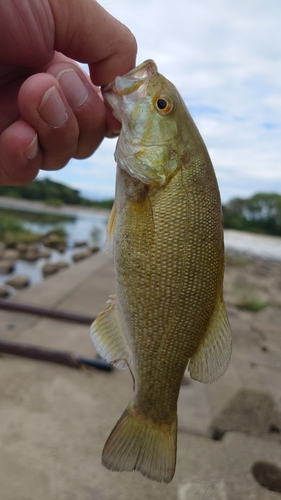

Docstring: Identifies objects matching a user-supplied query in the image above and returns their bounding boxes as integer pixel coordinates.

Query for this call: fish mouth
[103,60,157,95]
[102,60,158,122]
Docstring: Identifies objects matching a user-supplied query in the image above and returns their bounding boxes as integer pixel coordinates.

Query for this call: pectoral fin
[90,295,132,369]
[188,298,232,383]
[104,201,116,251]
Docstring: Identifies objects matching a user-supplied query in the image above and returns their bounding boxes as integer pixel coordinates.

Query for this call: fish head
[103,60,190,186]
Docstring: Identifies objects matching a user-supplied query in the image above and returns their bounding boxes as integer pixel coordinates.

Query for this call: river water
[0,206,108,289]
[0,204,281,290]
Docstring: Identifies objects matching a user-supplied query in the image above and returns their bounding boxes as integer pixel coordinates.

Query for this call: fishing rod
[0,297,96,324]
[0,339,113,371]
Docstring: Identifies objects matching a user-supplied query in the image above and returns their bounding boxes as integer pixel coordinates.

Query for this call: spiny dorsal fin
[90,295,132,369]
[188,297,232,383]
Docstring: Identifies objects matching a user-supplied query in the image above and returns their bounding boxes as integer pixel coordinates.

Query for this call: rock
[44,230,59,238]
[16,243,45,261]
[72,249,92,262]
[89,245,99,253]
[55,242,66,253]
[50,242,66,252]
[2,249,20,261]
[37,248,51,259]
[5,274,30,289]
[0,286,10,297]
[74,240,87,247]
[21,249,40,262]
[252,460,281,493]
[43,239,66,252]
[56,261,69,270]
[42,263,59,277]
[0,260,14,274]
[42,232,67,252]
[16,243,29,253]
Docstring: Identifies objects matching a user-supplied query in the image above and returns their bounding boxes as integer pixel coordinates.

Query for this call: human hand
[0,0,137,185]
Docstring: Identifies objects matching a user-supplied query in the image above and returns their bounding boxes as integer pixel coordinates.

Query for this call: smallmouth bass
[90,60,231,483]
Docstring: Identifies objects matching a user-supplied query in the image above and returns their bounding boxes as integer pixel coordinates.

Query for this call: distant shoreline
[1,196,280,262]
[0,196,111,219]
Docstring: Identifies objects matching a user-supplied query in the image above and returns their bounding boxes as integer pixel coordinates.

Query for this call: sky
[41,0,281,203]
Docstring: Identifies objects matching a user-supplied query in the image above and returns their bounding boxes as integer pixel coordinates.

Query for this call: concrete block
[13,252,113,309]
[223,432,281,500]
[178,480,228,500]
[210,388,281,440]
[178,377,212,437]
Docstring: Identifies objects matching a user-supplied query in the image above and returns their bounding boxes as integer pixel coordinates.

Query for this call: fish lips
[102,89,123,123]
[102,59,158,123]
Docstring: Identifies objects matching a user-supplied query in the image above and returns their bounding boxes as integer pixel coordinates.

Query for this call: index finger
[50,0,137,86]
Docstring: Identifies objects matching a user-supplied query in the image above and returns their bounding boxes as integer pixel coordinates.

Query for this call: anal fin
[90,294,132,369]
[188,297,232,383]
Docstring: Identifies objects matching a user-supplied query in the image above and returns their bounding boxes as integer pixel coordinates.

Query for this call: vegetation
[237,298,268,313]
[0,211,69,248]
[0,207,75,225]
[1,180,281,236]
[0,178,114,210]
[233,278,268,313]
[0,213,40,246]
[223,192,281,236]
[225,251,249,267]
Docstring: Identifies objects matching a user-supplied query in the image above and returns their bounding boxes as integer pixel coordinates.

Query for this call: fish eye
[157,98,168,109]
[155,95,173,114]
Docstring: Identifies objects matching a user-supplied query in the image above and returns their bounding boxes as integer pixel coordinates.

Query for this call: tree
[223,193,281,236]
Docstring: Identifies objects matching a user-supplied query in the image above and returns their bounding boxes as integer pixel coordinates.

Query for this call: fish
[90,59,232,483]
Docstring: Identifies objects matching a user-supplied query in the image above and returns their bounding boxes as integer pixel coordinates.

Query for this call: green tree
[0,178,114,210]
[223,192,281,236]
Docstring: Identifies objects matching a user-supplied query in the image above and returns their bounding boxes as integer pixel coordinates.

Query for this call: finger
[41,54,122,139]
[39,53,121,139]
[18,73,80,171]
[104,106,122,139]
[45,61,107,158]
[0,121,41,186]
[0,0,137,86]
[49,0,137,86]
[0,76,25,133]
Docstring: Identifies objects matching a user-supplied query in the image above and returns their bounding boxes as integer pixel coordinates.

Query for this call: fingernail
[107,129,121,138]
[38,86,67,128]
[24,134,38,159]
[57,69,88,109]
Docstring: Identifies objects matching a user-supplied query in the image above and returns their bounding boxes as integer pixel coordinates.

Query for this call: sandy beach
[0,195,111,219]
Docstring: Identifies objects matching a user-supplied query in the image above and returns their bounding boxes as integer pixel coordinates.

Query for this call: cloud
[43,0,281,203]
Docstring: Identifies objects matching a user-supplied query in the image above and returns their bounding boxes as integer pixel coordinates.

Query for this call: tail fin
[102,402,177,483]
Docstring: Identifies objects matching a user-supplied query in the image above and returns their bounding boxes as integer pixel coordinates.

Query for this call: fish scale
[90,59,231,483]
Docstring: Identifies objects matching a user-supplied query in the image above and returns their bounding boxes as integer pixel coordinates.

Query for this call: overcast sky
[42,0,281,203]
